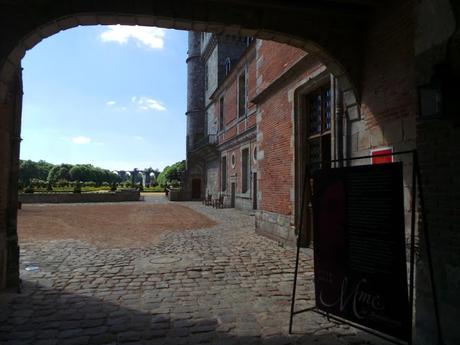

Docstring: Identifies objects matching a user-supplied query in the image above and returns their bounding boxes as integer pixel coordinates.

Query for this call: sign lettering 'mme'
[312,163,410,342]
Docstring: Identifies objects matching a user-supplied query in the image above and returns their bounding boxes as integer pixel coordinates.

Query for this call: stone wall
[0,103,11,291]
[255,210,296,246]
[414,1,460,344]
[205,159,219,197]
[205,46,219,106]
[19,191,141,204]
[0,69,21,291]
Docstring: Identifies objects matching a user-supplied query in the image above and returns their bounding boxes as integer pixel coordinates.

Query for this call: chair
[213,194,225,209]
[203,193,212,206]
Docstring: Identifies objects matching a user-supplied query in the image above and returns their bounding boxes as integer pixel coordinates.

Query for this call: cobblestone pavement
[0,200,389,345]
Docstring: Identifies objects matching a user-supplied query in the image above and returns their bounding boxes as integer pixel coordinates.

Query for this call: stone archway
[0,0,372,291]
[0,1,375,103]
[2,2,460,345]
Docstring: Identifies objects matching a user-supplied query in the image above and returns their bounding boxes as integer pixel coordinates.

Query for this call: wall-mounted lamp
[418,82,443,118]
[417,64,446,118]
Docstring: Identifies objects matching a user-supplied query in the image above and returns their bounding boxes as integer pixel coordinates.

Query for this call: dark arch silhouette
[0,0,377,104]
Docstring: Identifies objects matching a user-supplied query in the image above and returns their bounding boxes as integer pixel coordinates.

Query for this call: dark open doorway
[191,178,202,200]
[230,182,236,208]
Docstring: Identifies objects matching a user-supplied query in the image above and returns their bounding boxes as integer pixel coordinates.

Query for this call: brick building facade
[186,35,416,247]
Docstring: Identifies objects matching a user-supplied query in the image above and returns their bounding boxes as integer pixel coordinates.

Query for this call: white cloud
[100,25,165,49]
[132,96,167,112]
[105,100,127,112]
[71,136,91,145]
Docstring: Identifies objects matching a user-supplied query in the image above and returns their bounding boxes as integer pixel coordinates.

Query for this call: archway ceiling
[0,0,383,100]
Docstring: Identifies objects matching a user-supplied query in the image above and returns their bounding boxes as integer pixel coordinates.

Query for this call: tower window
[204,63,209,91]
[225,57,232,76]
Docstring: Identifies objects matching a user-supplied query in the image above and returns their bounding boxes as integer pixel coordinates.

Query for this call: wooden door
[191,178,201,200]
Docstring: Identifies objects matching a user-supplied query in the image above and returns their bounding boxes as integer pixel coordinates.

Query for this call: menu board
[313,163,410,341]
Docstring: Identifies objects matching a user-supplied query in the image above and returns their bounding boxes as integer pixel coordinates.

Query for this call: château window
[221,156,227,192]
[307,85,331,172]
[225,57,231,76]
[238,70,247,118]
[241,148,250,193]
[204,63,209,91]
[219,96,225,131]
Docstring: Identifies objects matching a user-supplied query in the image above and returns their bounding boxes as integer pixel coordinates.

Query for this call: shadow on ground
[0,280,386,345]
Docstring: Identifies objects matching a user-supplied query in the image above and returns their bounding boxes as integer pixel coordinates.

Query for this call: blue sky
[20,25,188,171]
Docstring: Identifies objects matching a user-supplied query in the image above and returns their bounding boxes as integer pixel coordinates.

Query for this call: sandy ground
[17,203,216,248]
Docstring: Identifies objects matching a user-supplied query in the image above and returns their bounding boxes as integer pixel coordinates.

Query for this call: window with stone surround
[295,82,332,247]
[225,57,231,76]
[238,69,247,118]
[204,63,209,91]
[306,85,331,172]
[221,156,227,192]
[241,148,249,193]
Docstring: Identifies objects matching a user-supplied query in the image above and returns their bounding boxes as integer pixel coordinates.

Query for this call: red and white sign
[371,147,393,165]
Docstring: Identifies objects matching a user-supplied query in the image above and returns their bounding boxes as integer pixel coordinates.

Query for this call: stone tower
[182,31,205,200]
[183,32,249,200]
[185,31,205,157]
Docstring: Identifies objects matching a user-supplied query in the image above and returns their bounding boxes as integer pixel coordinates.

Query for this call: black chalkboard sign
[313,163,410,341]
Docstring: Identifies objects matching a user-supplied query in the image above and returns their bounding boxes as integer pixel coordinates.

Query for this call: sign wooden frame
[289,150,444,345]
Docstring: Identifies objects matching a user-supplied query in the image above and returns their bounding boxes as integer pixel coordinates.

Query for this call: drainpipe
[333,76,344,167]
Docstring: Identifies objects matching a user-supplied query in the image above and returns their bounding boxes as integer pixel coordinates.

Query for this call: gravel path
[17,196,215,248]
[0,200,389,345]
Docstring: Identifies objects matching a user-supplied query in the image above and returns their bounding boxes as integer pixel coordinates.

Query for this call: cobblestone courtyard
[0,197,389,345]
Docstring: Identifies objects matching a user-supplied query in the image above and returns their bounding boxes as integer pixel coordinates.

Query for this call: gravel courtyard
[17,201,216,248]
[0,196,389,345]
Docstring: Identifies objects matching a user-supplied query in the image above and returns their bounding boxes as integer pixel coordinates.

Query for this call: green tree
[47,164,73,183]
[157,160,185,187]
[69,165,90,182]
[36,160,54,180]
[19,160,41,185]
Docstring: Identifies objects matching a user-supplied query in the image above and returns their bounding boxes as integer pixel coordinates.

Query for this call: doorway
[230,182,236,208]
[191,178,202,200]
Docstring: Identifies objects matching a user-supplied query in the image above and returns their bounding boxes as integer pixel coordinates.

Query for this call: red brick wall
[256,41,306,94]
[258,91,293,215]
[256,42,312,216]
[223,82,237,128]
[247,56,257,114]
[218,49,257,146]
